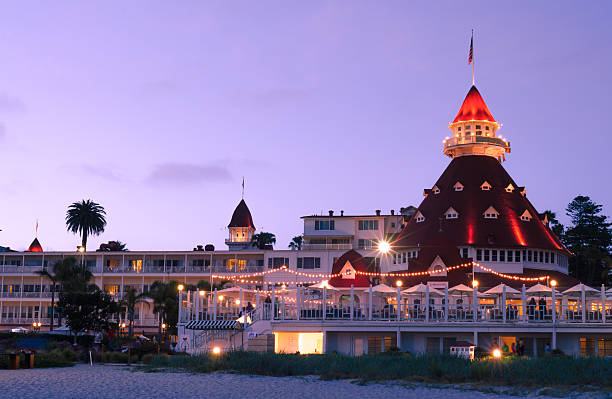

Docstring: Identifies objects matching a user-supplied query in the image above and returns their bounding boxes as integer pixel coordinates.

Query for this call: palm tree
[252,232,276,249]
[120,287,149,338]
[144,281,179,342]
[66,199,107,251]
[35,267,59,331]
[288,235,303,250]
[97,241,128,252]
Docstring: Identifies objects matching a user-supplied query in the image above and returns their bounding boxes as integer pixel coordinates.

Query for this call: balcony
[301,243,354,251]
[444,135,510,150]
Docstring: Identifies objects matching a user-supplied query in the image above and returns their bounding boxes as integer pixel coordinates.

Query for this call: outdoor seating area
[179,282,612,325]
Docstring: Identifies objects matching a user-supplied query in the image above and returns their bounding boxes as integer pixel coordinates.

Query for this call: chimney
[340,210,344,216]
[375,209,381,216]
[329,210,334,216]
[390,210,395,215]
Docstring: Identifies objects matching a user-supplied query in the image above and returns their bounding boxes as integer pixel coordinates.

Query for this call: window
[499,250,505,262]
[129,259,143,273]
[358,220,379,230]
[106,259,120,271]
[461,248,468,259]
[465,125,471,130]
[432,185,440,194]
[505,184,514,193]
[539,251,544,262]
[528,250,532,262]
[476,130,482,136]
[551,253,555,264]
[484,250,490,262]
[297,257,320,269]
[476,249,482,261]
[315,220,335,230]
[492,250,498,262]
[268,257,289,269]
[475,125,481,129]
[515,251,521,262]
[484,212,498,219]
[444,207,458,219]
[458,126,462,131]
[481,181,492,191]
[485,126,490,131]
[226,259,246,271]
[520,210,532,221]
[454,182,464,191]
[358,239,378,249]
[391,222,396,228]
[402,252,407,263]
[545,252,549,263]
[415,211,425,223]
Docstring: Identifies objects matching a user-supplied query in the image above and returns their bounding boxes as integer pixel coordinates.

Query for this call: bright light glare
[199,290,205,296]
[493,349,502,359]
[472,280,479,288]
[235,299,241,305]
[377,240,391,254]
[218,295,224,301]
[395,280,403,287]
[177,284,184,292]
[550,280,557,287]
[212,346,221,355]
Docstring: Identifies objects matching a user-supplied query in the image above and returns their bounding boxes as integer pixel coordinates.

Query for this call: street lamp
[177,284,184,292]
[395,280,403,288]
[377,240,391,254]
[492,348,502,359]
[472,280,479,288]
[550,280,557,288]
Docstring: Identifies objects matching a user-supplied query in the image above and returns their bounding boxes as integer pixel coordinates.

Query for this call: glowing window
[520,210,532,221]
[481,181,492,191]
[454,182,464,191]
[444,207,458,219]
[483,206,499,219]
[415,211,425,223]
[505,184,514,193]
[432,185,440,194]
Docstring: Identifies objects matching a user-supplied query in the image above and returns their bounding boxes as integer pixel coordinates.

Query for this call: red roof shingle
[452,85,496,123]
[228,199,255,228]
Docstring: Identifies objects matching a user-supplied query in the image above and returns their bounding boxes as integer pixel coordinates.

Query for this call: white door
[354,338,365,356]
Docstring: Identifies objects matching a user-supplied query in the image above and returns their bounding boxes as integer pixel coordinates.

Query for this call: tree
[542,210,564,238]
[288,235,303,250]
[120,287,149,338]
[563,196,612,286]
[58,285,119,337]
[143,281,180,341]
[66,199,107,250]
[97,241,128,252]
[252,232,276,249]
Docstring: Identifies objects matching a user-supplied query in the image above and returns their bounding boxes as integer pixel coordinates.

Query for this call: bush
[103,352,129,363]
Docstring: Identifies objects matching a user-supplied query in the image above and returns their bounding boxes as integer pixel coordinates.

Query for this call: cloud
[79,164,124,182]
[145,163,232,186]
[0,93,26,113]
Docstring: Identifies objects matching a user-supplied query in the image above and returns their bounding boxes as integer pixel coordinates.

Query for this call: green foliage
[542,210,564,238]
[142,281,180,334]
[564,196,612,286]
[102,351,129,363]
[252,232,276,249]
[58,285,120,334]
[65,199,106,249]
[97,241,128,251]
[120,287,149,338]
[288,235,303,250]
[142,352,612,387]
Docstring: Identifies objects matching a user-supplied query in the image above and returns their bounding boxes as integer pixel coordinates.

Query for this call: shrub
[103,352,129,363]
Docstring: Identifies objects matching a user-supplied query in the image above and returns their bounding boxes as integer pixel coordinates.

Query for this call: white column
[444,285,448,322]
[322,287,326,321]
[195,290,200,321]
[473,330,478,347]
[322,330,327,354]
[396,287,401,321]
[602,284,606,324]
[425,285,430,323]
[552,329,557,350]
[350,285,354,320]
[178,291,183,323]
[256,290,261,319]
[473,286,478,322]
[271,288,275,320]
[396,329,402,351]
[521,284,527,322]
[239,288,243,312]
[551,285,556,324]
[213,288,218,321]
[581,285,586,323]
[502,285,507,323]
[368,285,373,321]
[281,291,285,320]
[296,286,301,320]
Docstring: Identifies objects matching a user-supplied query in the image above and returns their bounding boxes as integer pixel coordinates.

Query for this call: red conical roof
[228,199,255,228]
[27,238,43,252]
[452,85,496,123]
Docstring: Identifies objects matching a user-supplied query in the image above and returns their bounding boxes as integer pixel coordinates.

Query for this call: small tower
[226,199,256,250]
[443,86,511,162]
[27,238,43,252]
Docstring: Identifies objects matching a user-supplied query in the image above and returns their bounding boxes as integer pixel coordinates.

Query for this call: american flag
[468,33,473,65]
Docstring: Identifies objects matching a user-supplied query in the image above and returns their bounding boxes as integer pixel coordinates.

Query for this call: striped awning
[185,320,242,330]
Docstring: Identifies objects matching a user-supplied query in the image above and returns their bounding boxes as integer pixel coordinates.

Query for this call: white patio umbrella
[562,283,600,297]
[483,284,521,296]
[218,286,255,294]
[526,283,552,296]
[448,284,474,294]
[371,283,397,295]
[308,281,337,290]
[402,283,444,296]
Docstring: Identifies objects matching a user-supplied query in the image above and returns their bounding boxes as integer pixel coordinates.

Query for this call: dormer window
[475,125,481,129]
[520,210,532,221]
[444,207,459,219]
[481,181,492,191]
[432,185,440,194]
[519,187,526,196]
[465,125,471,130]
[415,211,425,223]
[485,126,490,131]
[483,206,499,219]
[457,127,462,131]
[453,182,464,191]
[505,184,514,193]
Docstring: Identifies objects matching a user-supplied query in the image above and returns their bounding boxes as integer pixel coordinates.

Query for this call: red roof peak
[452,85,496,123]
[27,238,43,252]
[228,199,255,228]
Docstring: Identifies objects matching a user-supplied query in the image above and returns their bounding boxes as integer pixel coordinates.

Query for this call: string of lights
[472,262,549,281]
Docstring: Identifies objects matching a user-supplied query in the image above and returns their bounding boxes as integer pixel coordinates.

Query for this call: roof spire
[241,176,245,199]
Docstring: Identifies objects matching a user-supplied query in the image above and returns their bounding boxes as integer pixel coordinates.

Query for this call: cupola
[443,86,511,161]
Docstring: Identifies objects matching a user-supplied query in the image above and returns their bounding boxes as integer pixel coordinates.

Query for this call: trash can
[24,353,35,369]
[9,354,20,370]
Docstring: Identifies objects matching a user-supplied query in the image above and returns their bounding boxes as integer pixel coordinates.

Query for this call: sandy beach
[0,364,607,399]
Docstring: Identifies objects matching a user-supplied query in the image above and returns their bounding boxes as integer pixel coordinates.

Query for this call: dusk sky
[0,1,610,251]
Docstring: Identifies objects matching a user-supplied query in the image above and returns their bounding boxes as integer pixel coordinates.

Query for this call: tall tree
[252,232,276,249]
[66,199,107,251]
[59,285,119,337]
[97,241,128,252]
[564,196,612,286]
[120,287,149,338]
[144,281,180,341]
[542,210,564,238]
[288,235,303,250]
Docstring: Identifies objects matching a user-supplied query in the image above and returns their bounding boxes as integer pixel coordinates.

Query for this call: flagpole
[472,29,475,86]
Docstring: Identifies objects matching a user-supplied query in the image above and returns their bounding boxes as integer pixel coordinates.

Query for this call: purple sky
[1,1,611,251]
